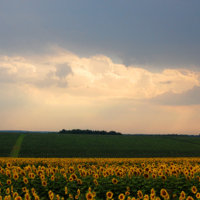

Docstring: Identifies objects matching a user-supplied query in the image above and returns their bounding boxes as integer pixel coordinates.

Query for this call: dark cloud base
[149,85,200,106]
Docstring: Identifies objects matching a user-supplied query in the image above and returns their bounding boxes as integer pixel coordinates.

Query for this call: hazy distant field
[1,132,200,158]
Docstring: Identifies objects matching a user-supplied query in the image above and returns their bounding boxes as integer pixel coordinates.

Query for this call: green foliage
[18,134,200,158]
[1,132,200,158]
[0,132,21,157]
[10,134,26,158]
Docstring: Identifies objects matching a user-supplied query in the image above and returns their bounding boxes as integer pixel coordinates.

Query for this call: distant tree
[58,129,122,135]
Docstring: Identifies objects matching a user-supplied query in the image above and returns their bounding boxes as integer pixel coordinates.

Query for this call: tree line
[58,129,122,135]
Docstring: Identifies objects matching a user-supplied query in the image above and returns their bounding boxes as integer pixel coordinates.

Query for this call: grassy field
[17,133,200,158]
[10,134,26,157]
[1,132,200,158]
[0,132,21,157]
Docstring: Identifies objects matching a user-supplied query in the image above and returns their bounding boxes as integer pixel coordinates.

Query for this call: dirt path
[10,134,26,157]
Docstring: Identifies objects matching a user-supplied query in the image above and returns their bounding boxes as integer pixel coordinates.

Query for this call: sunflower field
[1,158,200,200]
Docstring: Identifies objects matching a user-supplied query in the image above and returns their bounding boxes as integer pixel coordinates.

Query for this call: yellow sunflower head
[106,191,113,199]
[191,186,197,194]
[118,193,125,200]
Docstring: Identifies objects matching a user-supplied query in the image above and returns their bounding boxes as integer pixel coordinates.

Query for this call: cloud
[1,48,200,134]
[0,55,36,84]
[159,81,172,84]
[55,63,73,79]
[0,47,200,103]
[149,85,200,106]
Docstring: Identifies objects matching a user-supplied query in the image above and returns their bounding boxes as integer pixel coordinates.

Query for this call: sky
[0,0,200,134]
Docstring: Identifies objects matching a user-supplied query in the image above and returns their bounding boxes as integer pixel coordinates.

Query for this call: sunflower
[35,196,40,200]
[106,191,113,199]
[144,167,150,172]
[42,180,47,187]
[23,178,28,184]
[94,174,99,179]
[86,192,93,200]
[22,187,27,193]
[116,171,121,176]
[160,189,168,198]
[40,174,45,180]
[180,191,186,199]
[12,192,18,198]
[186,197,194,200]
[6,170,10,176]
[125,191,130,196]
[65,187,68,194]
[20,170,26,176]
[13,173,19,180]
[150,194,155,200]
[81,170,87,177]
[143,173,149,179]
[49,194,54,200]
[69,177,73,182]
[186,176,191,181]
[7,163,11,168]
[69,166,75,173]
[165,194,170,200]
[118,194,125,200]
[191,186,197,194]
[70,173,77,180]
[77,179,82,185]
[75,195,79,199]
[56,194,60,200]
[151,189,155,195]
[31,188,37,196]
[6,188,10,194]
[161,175,167,181]
[1,168,5,174]
[184,171,189,176]
[137,190,143,199]
[152,174,157,179]
[14,197,22,200]
[112,178,118,184]
[51,175,55,181]
[131,198,136,200]
[77,189,80,196]
[24,193,31,200]
[93,179,98,186]
[196,193,200,199]
[37,170,43,176]
[7,179,12,185]
[31,173,35,179]
[141,163,145,168]
[77,164,82,169]
[103,171,107,177]
[158,172,162,176]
